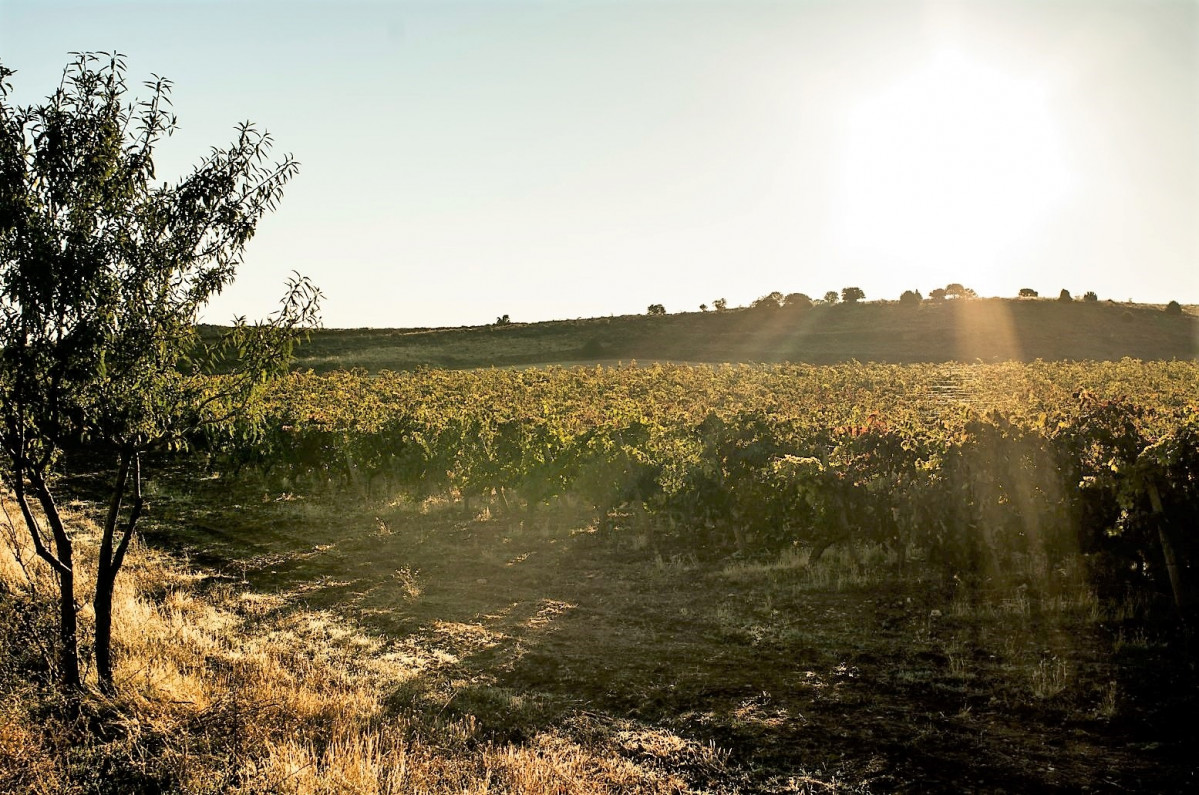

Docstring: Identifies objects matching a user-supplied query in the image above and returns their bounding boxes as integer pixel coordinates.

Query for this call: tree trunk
[95,451,142,693]
[16,480,81,690]
[56,559,80,690]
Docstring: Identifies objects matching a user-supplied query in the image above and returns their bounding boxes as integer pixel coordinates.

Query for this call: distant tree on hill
[699,304,709,312]
[945,283,976,299]
[1165,300,1183,315]
[823,290,840,305]
[713,298,728,312]
[899,289,922,306]
[929,288,947,301]
[647,304,666,316]
[784,292,812,309]
[1083,291,1098,302]
[495,314,511,326]
[751,291,784,310]
[841,286,866,304]
[1058,289,1073,303]
[1019,288,1039,298]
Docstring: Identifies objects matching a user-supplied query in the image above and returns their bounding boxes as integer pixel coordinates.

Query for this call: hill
[270,299,1197,372]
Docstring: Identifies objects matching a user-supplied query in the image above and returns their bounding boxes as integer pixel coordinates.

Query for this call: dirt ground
[143,475,1196,794]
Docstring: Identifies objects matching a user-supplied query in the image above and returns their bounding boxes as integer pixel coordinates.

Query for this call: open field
[2,359,1197,793]
[270,299,1199,372]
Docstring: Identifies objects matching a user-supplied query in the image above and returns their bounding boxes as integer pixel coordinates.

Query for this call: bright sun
[836,50,1072,278]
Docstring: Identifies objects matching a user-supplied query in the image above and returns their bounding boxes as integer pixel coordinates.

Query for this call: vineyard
[214,359,1199,609]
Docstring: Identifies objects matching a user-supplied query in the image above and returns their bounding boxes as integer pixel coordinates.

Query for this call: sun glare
[836,50,1072,279]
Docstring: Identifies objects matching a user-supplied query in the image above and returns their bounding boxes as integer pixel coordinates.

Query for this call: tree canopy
[841,286,865,304]
[751,291,784,310]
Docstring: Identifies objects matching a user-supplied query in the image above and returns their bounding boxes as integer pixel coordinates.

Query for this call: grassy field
[272,298,1199,372]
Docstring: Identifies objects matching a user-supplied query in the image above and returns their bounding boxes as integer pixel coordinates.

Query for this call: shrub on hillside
[751,291,784,310]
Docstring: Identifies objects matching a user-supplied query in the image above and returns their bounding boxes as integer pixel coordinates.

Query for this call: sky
[2,0,1197,328]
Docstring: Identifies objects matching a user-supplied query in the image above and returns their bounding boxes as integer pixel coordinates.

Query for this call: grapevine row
[208,361,1198,608]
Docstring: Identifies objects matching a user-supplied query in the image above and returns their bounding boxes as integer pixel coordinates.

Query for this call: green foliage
[0,52,319,690]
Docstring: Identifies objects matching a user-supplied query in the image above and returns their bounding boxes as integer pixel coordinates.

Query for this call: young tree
[0,53,320,692]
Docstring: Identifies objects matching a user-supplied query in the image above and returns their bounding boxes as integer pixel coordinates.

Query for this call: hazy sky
[3,0,1196,328]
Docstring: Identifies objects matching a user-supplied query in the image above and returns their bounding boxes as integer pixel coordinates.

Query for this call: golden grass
[0,496,729,794]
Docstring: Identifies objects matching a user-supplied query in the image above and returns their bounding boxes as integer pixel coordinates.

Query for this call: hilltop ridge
[251,298,1197,372]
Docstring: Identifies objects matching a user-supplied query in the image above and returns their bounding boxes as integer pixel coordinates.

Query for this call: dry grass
[0,497,715,794]
[720,543,904,590]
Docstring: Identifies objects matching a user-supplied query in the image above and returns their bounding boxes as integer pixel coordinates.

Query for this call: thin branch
[12,478,69,577]
[99,450,131,573]
[111,452,142,574]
